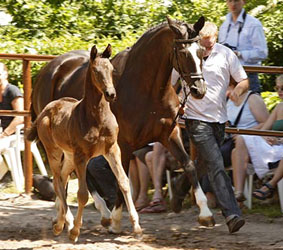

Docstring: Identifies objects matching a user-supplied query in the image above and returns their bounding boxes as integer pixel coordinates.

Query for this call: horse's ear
[102,44,112,58]
[193,16,205,34]
[167,16,184,37]
[90,45,98,61]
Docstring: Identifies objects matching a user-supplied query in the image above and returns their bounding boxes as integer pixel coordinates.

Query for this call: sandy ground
[0,188,283,250]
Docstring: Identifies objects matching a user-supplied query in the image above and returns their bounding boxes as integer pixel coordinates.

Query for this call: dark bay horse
[31,16,215,231]
[27,45,142,242]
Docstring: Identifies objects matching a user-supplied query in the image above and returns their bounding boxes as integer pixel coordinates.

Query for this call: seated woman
[232,74,283,201]
[253,158,283,200]
[0,62,24,145]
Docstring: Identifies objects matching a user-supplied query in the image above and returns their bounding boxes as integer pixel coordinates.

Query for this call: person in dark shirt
[0,62,24,139]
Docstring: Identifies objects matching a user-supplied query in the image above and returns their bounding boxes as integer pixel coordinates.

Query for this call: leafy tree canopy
[0,0,282,91]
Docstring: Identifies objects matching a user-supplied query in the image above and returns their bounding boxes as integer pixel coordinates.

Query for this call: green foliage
[0,0,282,90]
[261,91,281,111]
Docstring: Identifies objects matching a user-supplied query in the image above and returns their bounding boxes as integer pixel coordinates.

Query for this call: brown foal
[26,44,142,242]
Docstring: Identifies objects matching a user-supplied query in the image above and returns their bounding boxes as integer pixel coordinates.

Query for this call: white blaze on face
[187,42,202,76]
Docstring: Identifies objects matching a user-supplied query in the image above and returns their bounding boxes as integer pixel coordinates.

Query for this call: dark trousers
[185,119,241,218]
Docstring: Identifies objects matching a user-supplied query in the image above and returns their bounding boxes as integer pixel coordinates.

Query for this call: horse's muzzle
[190,79,206,99]
[104,88,117,102]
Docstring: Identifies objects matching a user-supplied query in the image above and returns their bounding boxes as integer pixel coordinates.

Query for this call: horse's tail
[25,120,39,142]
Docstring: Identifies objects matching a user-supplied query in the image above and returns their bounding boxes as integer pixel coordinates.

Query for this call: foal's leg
[166,126,214,226]
[46,149,68,236]
[104,142,142,236]
[60,152,75,231]
[69,156,88,242]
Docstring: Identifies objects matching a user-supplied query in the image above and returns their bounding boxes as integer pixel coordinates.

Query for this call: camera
[222,43,237,52]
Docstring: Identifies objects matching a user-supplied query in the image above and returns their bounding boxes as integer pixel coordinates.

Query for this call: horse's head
[167,16,207,99]
[90,44,116,102]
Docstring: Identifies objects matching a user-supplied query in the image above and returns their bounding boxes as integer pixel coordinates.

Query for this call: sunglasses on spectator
[274,86,283,91]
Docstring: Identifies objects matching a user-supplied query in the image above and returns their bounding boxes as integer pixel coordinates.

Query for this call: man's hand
[227,89,240,102]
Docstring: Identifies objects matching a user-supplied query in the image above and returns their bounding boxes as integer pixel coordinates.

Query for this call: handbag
[221,91,254,167]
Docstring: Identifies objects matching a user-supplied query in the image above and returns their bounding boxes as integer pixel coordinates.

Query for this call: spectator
[219,0,268,93]
[0,62,24,142]
[130,145,153,211]
[139,142,168,213]
[253,158,283,200]
[232,74,283,201]
[170,22,249,234]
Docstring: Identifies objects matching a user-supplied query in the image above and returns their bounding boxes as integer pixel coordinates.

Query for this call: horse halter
[173,36,204,86]
[171,36,204,128]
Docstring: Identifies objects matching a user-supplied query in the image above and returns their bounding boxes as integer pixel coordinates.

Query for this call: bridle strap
[171,36,202,129]
[174,36,200,44]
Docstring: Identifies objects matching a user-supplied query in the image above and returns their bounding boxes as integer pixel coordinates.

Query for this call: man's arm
[228,78,249,103]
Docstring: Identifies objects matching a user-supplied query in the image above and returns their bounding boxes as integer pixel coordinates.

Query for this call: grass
[243,198,283,218]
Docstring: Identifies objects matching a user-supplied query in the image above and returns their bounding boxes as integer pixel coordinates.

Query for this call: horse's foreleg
[105,143,142,237]
[86,167,112,227]
[166,126,214,226]
[69,159,88,242]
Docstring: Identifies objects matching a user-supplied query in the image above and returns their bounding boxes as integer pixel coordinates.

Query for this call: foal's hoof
[69,229,79,243]
[53,224,63,236]
[108,226,122,234]
[101,217,111,228]
[198,216,215,227]
[133,231,143,240]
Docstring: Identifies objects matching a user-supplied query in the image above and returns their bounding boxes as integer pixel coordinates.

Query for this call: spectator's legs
[231,136,249,196]
[134,157,150,210]
[269,159,283,187]
[129,159,140,203]
[150,142,166,202]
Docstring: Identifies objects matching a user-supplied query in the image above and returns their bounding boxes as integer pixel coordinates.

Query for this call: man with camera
[219,0,268,93]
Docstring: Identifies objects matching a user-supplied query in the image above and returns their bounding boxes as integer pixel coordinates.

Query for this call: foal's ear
[193,16,205,34]
[167,16,185,38]
[90,45,98,61]
[102,44,112,58]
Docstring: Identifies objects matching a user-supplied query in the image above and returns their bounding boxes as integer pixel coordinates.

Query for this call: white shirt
[218,9,268,66]
[183,43,247,123]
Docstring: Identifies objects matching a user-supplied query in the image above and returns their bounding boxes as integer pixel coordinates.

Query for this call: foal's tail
[25,120,39,142]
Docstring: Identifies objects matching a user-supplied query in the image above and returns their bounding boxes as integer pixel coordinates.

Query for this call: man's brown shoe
[227,216,245,234]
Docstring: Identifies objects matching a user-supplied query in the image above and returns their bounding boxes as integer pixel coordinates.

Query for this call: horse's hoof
[101,217,111,228]
[69,229,79,243]
[133,231,143,240]
[198,216,215,227]
[53,224,63,236]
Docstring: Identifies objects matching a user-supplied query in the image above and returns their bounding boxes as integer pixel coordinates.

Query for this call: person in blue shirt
[218,0,268,93]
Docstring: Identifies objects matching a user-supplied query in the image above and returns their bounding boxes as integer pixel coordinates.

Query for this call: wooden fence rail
[0,53,282,193]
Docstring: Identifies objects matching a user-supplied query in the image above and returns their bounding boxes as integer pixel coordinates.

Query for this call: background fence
[0,53,282,193]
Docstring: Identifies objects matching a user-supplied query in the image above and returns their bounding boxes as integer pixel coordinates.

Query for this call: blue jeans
[248,73,261,93]
[185,119,242,218]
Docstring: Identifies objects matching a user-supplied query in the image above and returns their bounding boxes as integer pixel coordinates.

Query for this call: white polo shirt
[183,43,247,123]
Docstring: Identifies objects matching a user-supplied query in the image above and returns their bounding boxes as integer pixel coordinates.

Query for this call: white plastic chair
[0,124,47,191]
[244,164,283,213]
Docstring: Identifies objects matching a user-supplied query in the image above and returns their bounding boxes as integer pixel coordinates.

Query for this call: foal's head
[90,44,116,102]
[168,17,207,99]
